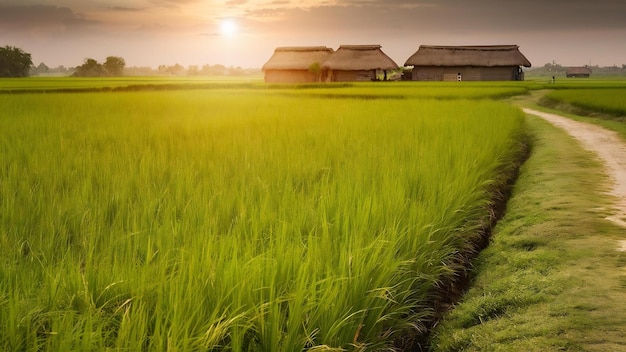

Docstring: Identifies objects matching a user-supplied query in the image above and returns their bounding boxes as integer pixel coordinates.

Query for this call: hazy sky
[1,0,625,69]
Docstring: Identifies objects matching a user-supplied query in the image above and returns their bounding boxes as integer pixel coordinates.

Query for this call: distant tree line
[30,63,72,76]
[526,61,626,77]
[124,64,259,77]
[73,56,126,77]
[3,45,260,77]
[0,45,33,77]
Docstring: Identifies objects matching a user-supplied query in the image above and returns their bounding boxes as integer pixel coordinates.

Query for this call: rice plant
[544,88,626,117]
[0,89,525,350]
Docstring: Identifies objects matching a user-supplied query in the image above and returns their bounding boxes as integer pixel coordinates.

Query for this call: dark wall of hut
[330,70,376,82]
[264,70,321,83]
[411,66,523,81]
[566,73,590,78]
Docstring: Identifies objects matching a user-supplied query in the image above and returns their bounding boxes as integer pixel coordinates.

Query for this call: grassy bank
[430,109,626,351]
[535,89,626,141]
[541,88,626,117]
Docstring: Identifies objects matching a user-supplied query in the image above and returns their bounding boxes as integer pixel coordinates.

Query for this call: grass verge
[429,113,626,351]
[536,97,626,141]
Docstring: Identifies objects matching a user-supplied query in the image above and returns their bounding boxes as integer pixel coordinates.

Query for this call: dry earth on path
[523,109,626,251]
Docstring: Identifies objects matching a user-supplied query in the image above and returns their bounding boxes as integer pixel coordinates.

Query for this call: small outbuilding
[566,66,592,78]
[262,46,334,83]
[404,45,531,81]
[322,45,399,82]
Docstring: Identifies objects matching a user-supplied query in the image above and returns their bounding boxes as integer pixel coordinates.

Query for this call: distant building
[566,66,592,78]
[322,45,399,82]
[262,46,334,83]
[404,45,531,81]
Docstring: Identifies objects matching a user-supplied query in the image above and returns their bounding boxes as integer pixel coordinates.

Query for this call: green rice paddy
[543,88,626,117]
[1,81,527,350]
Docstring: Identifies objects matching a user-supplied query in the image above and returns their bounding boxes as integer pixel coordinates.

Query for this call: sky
[1,0,625,69]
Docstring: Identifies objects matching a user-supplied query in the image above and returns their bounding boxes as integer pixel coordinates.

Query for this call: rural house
[404,45,531,81]
[566,66,592,78]
[322,45,399,82]
[262,46,334,83]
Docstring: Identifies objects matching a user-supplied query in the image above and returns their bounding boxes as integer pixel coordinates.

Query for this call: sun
[219,19,238,36]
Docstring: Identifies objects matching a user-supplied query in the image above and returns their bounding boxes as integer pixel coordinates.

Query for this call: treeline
[0,46,33,77]
[72,57,126,77]
[31,58,126,78]
[124,64,260,77]
[3,45,260,78]
[526,61,626,77]
[30,63,72,76]
[31,62,260,77]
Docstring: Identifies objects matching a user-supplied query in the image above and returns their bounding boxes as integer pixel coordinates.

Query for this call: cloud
[3,0,626,68]
[244,0,626,38]
[0,4,98,33]
[226,0,248,6]
[149,0,199,4]
[109,6,147,12]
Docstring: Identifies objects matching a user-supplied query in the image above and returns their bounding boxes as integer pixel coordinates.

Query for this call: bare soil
[523,108,626,238]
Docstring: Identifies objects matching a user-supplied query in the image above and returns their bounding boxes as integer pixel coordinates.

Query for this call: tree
[74,58,107,77]
[0,45,33,77]
[158,64,185,76]
[200,64,226,76]
[30,62,50,76]
[187,65,199,76]
[37,62,49,74]
[73,56,126,77]
[103,56,125,76]
[308,62,322,82]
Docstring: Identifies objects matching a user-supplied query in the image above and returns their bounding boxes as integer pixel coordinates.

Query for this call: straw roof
[322,45,399,71]
[262,46,334,70]
[405,45,531,67]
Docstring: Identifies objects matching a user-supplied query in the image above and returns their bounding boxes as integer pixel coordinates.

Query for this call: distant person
[552,75,556,84]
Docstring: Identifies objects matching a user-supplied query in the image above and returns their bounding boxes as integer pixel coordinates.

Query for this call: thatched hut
[566,66,591,78]
[262,46,334,83]
[404,45,531,81]
[322,45,399,82]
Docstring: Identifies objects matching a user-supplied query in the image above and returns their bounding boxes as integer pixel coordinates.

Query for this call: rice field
[0,77,529,100]
[0,85,526,350]
[543,88,626,117]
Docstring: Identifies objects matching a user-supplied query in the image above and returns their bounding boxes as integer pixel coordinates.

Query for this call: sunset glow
[1,1,625,68]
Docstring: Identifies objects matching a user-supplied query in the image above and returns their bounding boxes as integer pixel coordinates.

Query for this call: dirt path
[523,108,626,234]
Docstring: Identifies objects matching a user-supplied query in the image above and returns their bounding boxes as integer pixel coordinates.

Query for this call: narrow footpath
[523,108,626,236]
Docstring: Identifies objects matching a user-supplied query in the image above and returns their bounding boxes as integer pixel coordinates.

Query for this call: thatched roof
[566,66,592,75]
[262,46,334,70]
[404,45,532,67]
[322,45,399,71]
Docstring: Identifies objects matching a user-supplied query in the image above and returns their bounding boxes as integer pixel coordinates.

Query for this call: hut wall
[566,73,590,78]
[412,66,521,81]
[264,69,319,83]
[331,70,375,82]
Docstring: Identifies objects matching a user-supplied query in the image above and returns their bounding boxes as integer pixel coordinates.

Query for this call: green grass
[0,76,264,91]
[0,89,526,350]
[431,95,626,351]
[517,89,626,141]
[267,82,530,100]
[5,76,626,351]
[541,88,626,119]
[0,77,533,100]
